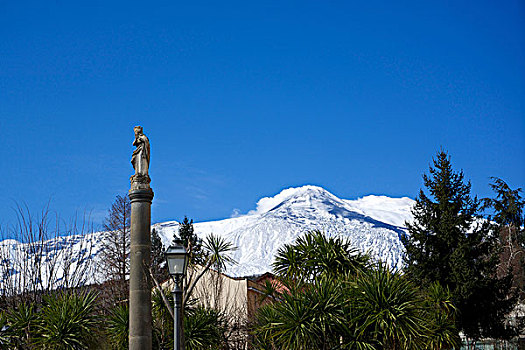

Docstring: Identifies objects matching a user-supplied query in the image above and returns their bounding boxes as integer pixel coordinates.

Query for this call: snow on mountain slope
[344,195,414,227]
[0,185,415,289]
[154,186,415,276]
[0,232,106,294]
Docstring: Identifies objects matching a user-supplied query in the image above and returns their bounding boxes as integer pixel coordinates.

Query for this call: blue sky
[1,0,524,232]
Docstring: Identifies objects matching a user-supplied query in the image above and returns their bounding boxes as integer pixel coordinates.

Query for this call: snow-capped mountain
[0,185,415,291]
[155,185,414,276]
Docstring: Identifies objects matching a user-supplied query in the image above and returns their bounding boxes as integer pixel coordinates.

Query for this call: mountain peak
[245,185,414,228]
[248,185,337,215]
[167,185,412,276]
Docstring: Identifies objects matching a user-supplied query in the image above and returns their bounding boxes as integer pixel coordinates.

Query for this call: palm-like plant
[350,264,427,350]
[0,311,12,348]
[184,305,225,350]
[151,286,227,350]
[423,282,461,350]
[254,231,456,350]
[34,290,100,349]
[273,230,369,282]
[254,277,349,350]
[183,233,237,309]
[424,314,461,350]
[202,233,237,273]
[5,301,38,349]
[151,287,176,349]
[106,303,129,350]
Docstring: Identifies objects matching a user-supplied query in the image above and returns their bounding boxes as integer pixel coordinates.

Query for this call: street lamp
[165,239,188,350]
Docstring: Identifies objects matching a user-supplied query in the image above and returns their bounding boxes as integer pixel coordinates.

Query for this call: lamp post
[165,239,188,350]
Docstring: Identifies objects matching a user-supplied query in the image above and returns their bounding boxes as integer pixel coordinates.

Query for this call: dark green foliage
[106,303,129,350]
[7,301,39,348]
[1,292,102,349]
[176,216,206,265]
[351,264,428,350]
[151,228,169,283]
[402,151,480,287]
[151,288,173,349]
[254,230,459,350]
[5,301,38,349]
[34,290,100,349]
[151,287,227,350]
[254,276,348,350]
[484,178,525,323]
[0,311,11,347]
[184,306,225,350]
[254,264,456,350]
[401,151,516,340]
[485,178,524,276]
[273,229,369,282]
[423,283,461,349]
[485,177,524,228]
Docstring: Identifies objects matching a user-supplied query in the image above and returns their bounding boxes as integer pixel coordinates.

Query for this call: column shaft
[129,189,154,350]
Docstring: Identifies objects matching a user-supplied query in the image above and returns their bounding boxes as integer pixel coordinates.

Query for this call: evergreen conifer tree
[175,216,205,265]
[485,178,525,301]
[402,151,516,340]
[151,228,168,282]
[486,177,524,229]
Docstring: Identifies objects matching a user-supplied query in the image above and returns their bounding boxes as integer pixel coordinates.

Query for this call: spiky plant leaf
[34,290,100,349]
[273,230,368,282]
[107,303,129,350]
[184,306,224,350]
[351,263,428,350]
[6,301,38,348]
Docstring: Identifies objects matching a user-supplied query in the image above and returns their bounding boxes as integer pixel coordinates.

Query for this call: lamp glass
[167,254,186,275]
[165,243,188,276]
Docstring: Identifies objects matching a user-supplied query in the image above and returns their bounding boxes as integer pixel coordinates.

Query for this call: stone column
[129,126,153,350]
[128,188,153,349]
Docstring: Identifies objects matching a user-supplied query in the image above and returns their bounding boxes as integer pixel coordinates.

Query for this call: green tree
[151,228,169,283]
[350,264,431,350]
[176,216,205,265]
[485,178,525,302]
[485,177,525,331]
[402,151,516,340]
[273,229,369,282]
[485,177,524,228]
[151,287,174,349]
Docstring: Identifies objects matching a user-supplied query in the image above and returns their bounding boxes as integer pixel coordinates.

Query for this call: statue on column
[131,125,151,189]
